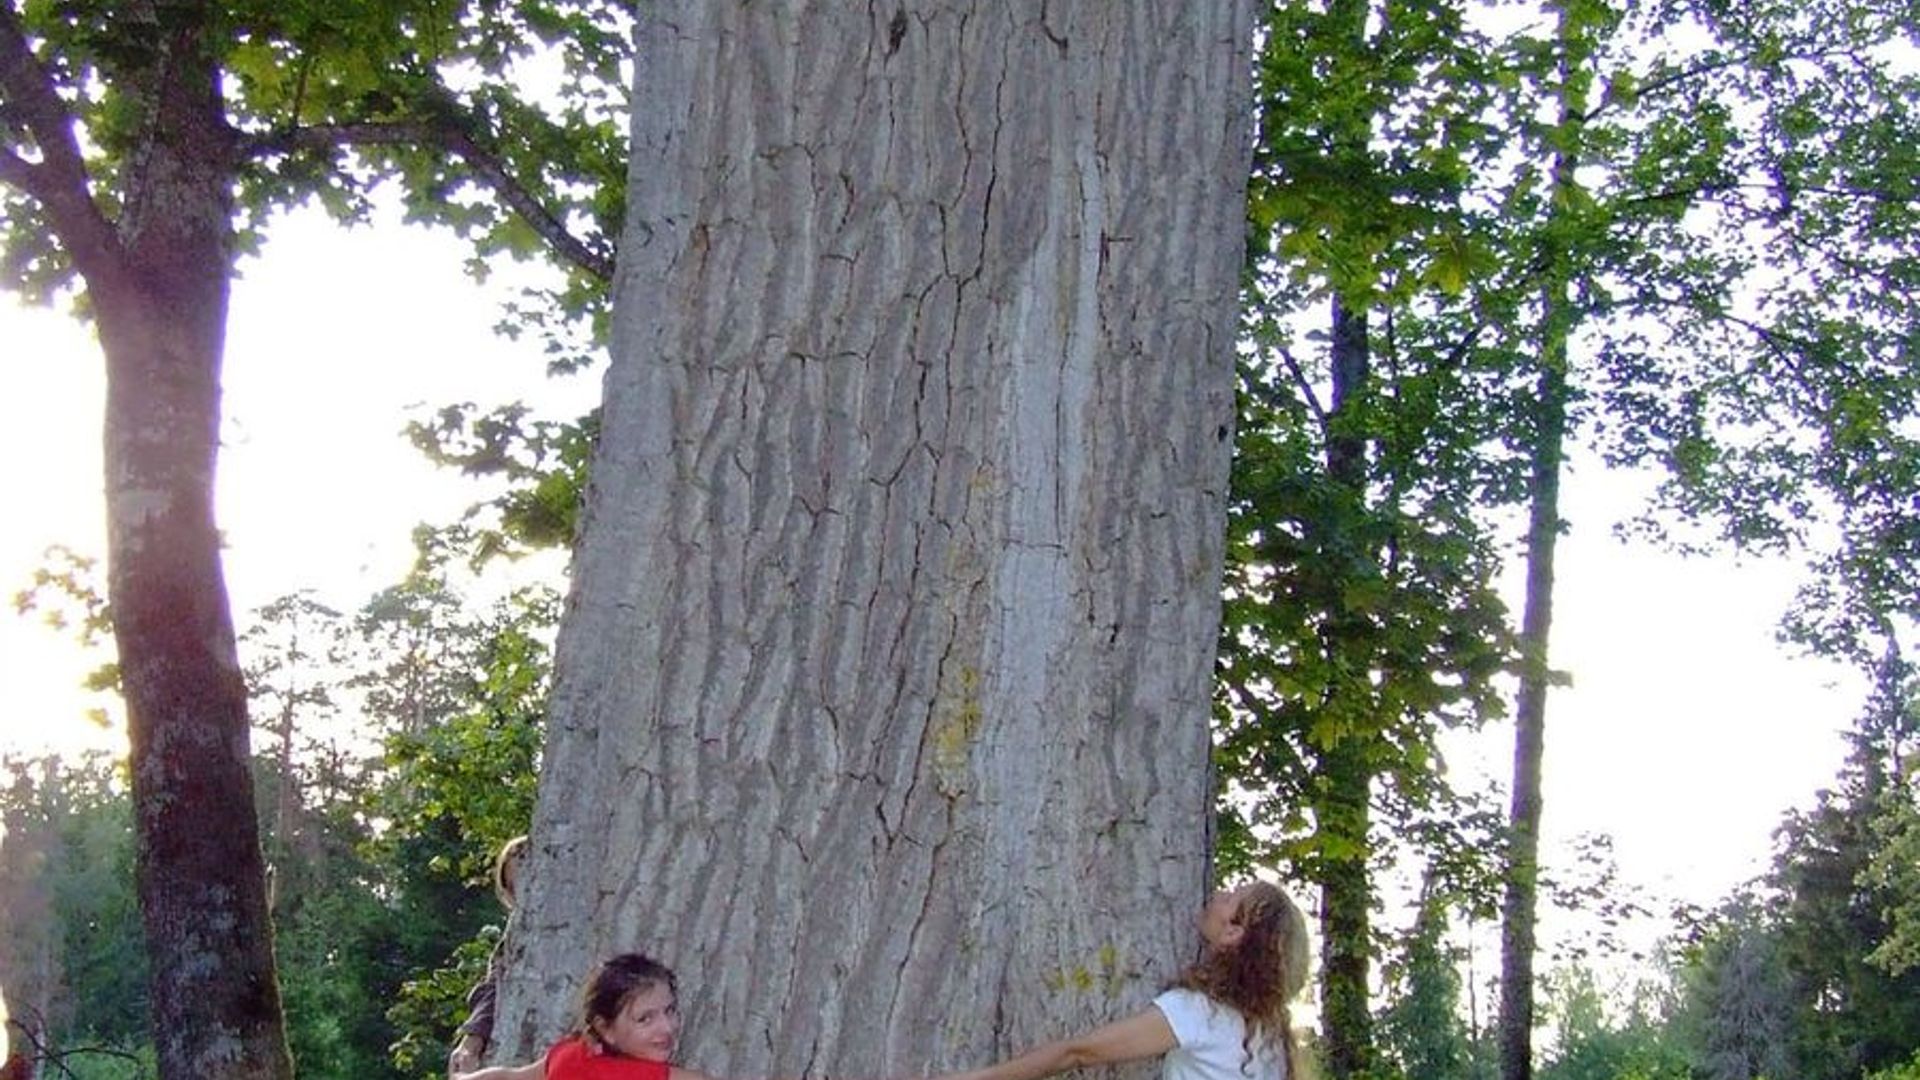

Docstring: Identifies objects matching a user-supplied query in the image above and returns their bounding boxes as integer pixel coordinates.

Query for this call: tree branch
[1583,52,1750,123]
[1439,321,1485,373]
[1585,36,1892,124]
[0,144,35,191]
[1276,344,1329,425]
[0,0,125,285]
[248,119,616,283]
[1618,179,1913,214]
[1605,291,1816,390]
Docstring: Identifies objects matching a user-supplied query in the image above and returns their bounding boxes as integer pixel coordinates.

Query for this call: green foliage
[3,0,633,306]
[387,929,499,1078]
[1224,8,1529,1067]
[1248,0,1508,310]
[1536,964,1690,1080]
[346,538,552,1074]
[1660,657,1920,1080]
[11,544,120,706]
[406,404,600,562]
[1862,653,1920,978]
[1865,757,1920,976]
[245,591,351,726]
[1536,835,1662,970]
[1442,3,1920,1074]
[1767,669,1920,1078]
[175,558,552,1079]
[11,545,111,646]
[1869,1049,1920,1080]
[271,839,408,1080]
[5,5,623,1072]
[0,752,148,1066]
[1376,889,1480,1080]
[2,536,553,1080]
[1533,0,1920,669]
[46,776,147,1052]
[1227,3,1920,1075]
[356,531,553,853]
[1223,0,1520,884]
[36,1045,156,1080]
[1215,366,1519,874]
[1670,898,1795,1080]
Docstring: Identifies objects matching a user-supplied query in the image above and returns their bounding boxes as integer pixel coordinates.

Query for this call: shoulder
[1152,988,1218,1029]
[1153,986,1210,1012]
[1152,988,1245,1048]
[546,1038,586,1069]
[545,1042,671,1080]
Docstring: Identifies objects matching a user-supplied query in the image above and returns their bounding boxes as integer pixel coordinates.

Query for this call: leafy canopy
[2,0,632,334]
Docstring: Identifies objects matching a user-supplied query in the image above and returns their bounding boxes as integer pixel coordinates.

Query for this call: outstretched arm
[934,1007,1178,1080]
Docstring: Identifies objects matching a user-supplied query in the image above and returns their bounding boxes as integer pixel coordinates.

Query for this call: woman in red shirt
[456,952,697,1080]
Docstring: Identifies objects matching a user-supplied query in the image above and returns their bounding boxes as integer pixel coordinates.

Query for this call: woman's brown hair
[1170,881,1310,1078]
[574,952,678,1047]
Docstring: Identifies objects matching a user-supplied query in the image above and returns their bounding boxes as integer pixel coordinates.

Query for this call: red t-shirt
[544,1037,673,1080]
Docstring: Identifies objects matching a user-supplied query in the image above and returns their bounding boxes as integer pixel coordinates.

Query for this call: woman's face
[593,981,680,1061]
[1198,885,1248,948]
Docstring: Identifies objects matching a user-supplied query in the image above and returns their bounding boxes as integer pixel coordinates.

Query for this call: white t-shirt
[1152,987,1285,1080]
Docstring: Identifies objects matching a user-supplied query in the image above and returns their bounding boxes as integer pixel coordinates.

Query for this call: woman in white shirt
[933,880,1311,1080]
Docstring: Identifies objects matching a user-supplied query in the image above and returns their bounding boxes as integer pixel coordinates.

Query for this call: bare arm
[934,1007,1178,1080]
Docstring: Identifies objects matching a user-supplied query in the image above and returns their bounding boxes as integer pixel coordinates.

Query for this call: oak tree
[496,3,1261,1074]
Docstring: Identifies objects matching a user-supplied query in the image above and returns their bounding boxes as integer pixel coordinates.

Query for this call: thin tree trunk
[274,690,299,864]
[1318,295,1377,1079]
[1317,735,1375,1078]
[1293,7,1383,1072]
[1495,356,1563,1080]
[503,2,1258,1074]
[1497,8,1582,1075]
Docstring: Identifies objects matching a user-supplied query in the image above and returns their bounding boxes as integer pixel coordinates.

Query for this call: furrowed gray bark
[504,4,1256,1074]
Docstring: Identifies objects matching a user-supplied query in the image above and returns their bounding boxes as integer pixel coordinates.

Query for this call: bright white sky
[0,202,1864,974]
[1,205,599,757]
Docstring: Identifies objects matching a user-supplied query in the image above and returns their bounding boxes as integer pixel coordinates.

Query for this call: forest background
[1,1,1917,1080]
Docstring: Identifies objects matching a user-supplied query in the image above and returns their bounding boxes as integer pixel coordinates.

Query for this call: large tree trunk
[502,2,1257,1074]
[86,10,292,1080]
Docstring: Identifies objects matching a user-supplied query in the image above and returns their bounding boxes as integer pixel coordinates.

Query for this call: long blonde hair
[1169,881,1310,1079]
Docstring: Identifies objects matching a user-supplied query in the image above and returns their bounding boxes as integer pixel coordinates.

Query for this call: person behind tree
[927,880,1312,1080]
[450,834,531,1075]
[454,951,717,1080]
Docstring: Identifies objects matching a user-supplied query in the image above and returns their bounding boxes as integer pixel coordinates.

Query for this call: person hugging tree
[926,880,1312,1080]
[450,835,530,1075]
